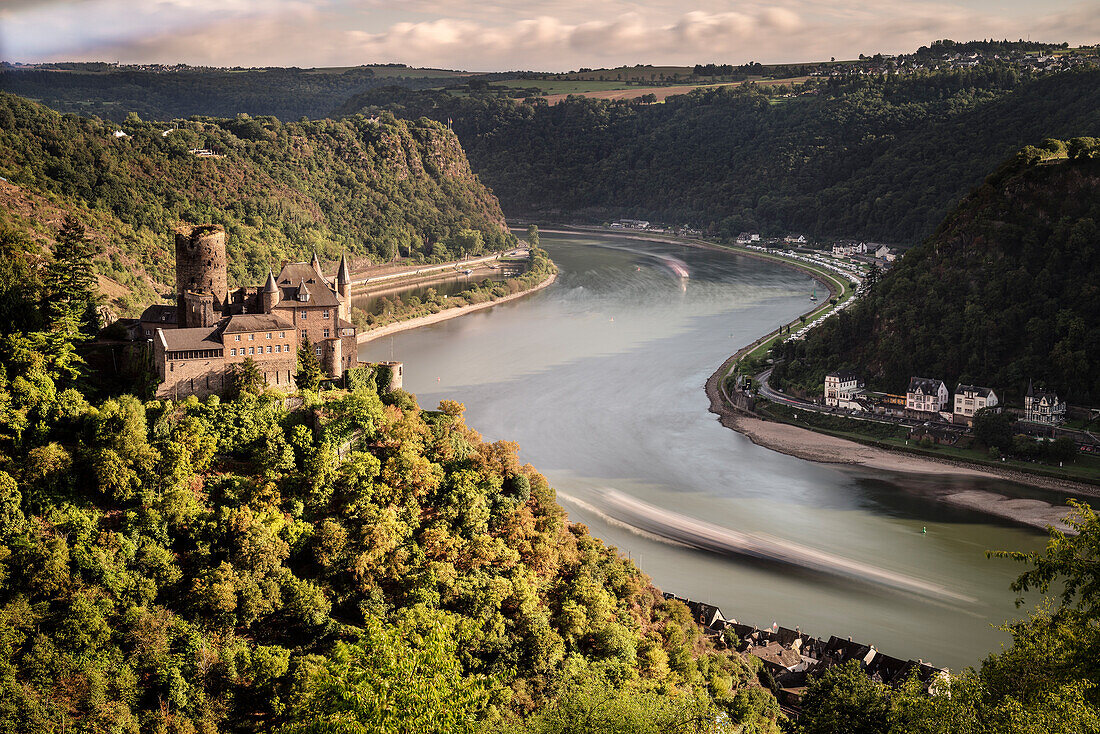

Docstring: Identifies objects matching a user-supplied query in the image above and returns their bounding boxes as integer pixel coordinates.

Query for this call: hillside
[0,65,461,122]
[0,92,511,314]
[338,67,1100,245]
[772,140,1100,404]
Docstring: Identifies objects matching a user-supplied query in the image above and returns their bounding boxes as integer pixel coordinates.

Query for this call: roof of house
[827,369,860,381]
[908,377,945,394]
[275,262,341,307]
[955,384,995,398]
[263,270,278,294]
[1025,379,1060,401]
[750,642,802,670]
[157,326,223,352]
[139,304,178,324]
[685,600,725,627]
[223,313,293,334]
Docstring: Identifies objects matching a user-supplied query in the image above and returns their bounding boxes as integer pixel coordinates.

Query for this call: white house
[906,377,949,416]
[824,370,866,410]
[1024,380,1067,425]
[785,234,807,244]
[953,384,999,426]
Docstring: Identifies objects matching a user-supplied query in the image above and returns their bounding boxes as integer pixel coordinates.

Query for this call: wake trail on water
[571,489,975,603]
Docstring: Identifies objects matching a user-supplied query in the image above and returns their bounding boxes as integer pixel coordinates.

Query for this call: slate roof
[274,263,341,307]
[955,384,995,398]
[827,370,860,382]
[139,304,178,324]
[907,377,945,395]
[751,642,802,670]
[223,313,293,334]
[158,326,223,352]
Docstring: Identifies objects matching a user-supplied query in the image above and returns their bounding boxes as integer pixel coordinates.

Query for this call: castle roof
[337,253,351,285]
[139,304,177,325]
[274,263,341,307]
[223,313,293,333]
[157,326,223,353]
[827,369,860,382]
[263,270,278,294]
[310,251,324,277]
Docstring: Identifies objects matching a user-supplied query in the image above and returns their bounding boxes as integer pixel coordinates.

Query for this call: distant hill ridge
[0,93,512,314]
[337,67,1100,246]
[773,140,1100,404]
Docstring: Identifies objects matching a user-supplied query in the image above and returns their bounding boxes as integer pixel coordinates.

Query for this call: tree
[973,408,1015,453]
[232,357,266,397]
[295,339,324,392]
[527,224,540,249]
[799,660,890,734]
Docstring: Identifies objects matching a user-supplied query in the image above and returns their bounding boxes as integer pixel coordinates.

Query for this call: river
[360,232,1050,670]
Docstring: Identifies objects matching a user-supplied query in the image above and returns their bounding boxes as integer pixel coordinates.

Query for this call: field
[486,76,810,105]
[303,65,471,78]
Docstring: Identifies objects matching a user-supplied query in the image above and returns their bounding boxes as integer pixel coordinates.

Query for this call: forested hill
[0,92,511,314]
[773,139,1100,405]
[338,67,1100,245]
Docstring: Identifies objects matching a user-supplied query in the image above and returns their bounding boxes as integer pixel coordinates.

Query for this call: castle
[145,224,358,399]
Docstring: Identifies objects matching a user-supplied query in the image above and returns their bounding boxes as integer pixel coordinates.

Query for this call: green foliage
[231,356,267,397]
[295,339,325,392]
[774,152,1100,404]
[340,68,1100,245]
[0,93,514,312]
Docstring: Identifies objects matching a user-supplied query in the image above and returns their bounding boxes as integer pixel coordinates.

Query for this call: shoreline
[356,271,557,345]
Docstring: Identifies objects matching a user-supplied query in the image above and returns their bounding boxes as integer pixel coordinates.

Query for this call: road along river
[360,231,1060,670]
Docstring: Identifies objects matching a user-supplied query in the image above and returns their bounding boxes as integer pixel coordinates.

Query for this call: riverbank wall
[356,271,557,346]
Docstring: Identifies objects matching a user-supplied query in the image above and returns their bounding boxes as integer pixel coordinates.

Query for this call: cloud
[3,0,1099,70]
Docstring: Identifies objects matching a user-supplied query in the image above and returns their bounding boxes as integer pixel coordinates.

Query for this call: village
[665,593,949,719]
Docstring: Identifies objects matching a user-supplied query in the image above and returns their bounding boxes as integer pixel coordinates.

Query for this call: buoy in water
[921,527,927,534]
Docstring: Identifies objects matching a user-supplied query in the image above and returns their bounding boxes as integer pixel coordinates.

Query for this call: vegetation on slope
[0,225,781,733]
[0,65,454,122]
[339,67,1100,245]
[0,92,512,315]
[773,139,1100,405]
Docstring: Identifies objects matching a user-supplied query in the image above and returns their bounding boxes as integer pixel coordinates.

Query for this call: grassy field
[303,65,470,78]
[481,77,810,105]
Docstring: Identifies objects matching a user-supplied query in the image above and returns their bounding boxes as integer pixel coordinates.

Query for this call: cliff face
[0,94,512,314]
[774,146,1100,404]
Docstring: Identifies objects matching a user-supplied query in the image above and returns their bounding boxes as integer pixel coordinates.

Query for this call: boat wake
[584,489,974,603]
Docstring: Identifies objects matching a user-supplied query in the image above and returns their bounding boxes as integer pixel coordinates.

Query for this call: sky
[2,0,1099,71]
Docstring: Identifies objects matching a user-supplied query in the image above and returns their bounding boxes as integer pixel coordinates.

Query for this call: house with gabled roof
[953,384,999,426]
[1024,380,1067,425]
[906,377,949,416]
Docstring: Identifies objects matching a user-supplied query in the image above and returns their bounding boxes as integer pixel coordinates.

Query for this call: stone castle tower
[175,224,228,328]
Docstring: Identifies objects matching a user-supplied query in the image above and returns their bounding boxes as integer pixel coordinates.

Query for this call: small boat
[462,269,474,275]
[809,284,817,302]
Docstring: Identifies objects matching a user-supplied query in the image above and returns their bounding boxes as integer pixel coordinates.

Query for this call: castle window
[249,347,255,355]
[300,310,308,318]
[235,335,241,341]
[323,328,330,338]
[314,345,322,356]
[266,332,272,339]
[279,331,286,338]
[301,329,308,339]
[249,334,255,340]
[230,348,237,356]
[267,346,272,353]
[322,310,330,319]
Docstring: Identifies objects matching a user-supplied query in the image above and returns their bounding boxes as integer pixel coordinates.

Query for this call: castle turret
[336,253,351,319]
[175,224,228,327]
[261,269,279,312]
[310,251,324,280]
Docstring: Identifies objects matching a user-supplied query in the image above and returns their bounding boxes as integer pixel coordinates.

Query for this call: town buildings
[905,377,949,416]
[952,384,999,426]
[148,224,358,399]
[1024,381,1067,425]
[823,370,866,410]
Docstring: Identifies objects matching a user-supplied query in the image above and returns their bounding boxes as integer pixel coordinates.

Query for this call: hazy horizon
[3,0,1099,72]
